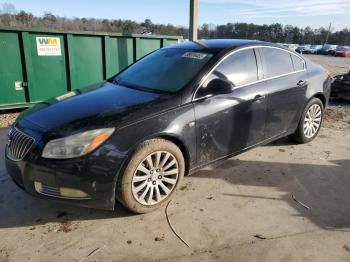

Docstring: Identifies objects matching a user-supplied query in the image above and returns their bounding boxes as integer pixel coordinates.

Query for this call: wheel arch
[311,93,326,108]
[158,134,191,177]
[119,133,191,180]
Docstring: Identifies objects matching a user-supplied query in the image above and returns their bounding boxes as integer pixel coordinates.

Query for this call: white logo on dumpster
[36,37,61,56]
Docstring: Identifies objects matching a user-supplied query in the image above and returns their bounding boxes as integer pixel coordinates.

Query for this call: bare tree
[0,3,17,14]
[0,5,349,45]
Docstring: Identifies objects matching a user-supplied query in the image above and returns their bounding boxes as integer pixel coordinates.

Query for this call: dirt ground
[0,55,349,262]
[304,54,350,76]
[0,110,19,128]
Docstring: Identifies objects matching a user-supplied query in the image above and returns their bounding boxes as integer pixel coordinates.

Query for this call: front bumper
[5,124,127,210]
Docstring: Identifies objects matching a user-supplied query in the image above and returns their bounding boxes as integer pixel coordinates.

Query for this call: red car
[335,48,350,57]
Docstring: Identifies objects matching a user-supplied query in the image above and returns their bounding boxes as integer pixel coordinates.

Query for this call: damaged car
[331,71,350,100]
[6,39,332,213]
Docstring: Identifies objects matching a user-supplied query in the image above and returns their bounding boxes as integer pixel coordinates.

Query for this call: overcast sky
[1,0,349,30]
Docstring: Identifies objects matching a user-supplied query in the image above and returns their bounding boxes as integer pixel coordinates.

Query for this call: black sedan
[5,39,331,213]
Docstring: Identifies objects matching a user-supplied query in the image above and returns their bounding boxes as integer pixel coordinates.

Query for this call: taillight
[327,71,333,80]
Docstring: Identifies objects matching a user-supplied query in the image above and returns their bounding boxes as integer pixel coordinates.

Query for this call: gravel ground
[303,54,350,76]
[324,99,350,130]
[0,110,20,128]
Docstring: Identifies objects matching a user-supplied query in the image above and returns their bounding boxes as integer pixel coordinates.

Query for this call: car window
[196,49,258,98]
[115,48,214,93]
[260,47,294,78]
[291,54,305,71]
[214,49,258,87]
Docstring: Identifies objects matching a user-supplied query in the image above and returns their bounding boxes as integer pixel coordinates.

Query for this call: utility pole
[189,0,198,41]
[324,22,332,45]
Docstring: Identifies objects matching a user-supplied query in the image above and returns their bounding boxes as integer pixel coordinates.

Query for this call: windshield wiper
[110,79,137,90]
[119,82,140,91]
[110,78,120,85]
[111,79,145,92]
[110,78,172,94]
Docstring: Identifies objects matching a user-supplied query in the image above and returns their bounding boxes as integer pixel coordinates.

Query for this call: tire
[116,138,185,213]
[290,98,324,144]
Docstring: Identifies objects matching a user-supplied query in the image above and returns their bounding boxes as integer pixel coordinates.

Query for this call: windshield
[114,48,214,93]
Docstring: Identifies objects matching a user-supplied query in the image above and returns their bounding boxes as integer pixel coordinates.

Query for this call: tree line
[1,9,349,46]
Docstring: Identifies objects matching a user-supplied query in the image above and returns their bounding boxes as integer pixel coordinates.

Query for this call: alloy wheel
[132,151,179,205]
[303,104,322,138]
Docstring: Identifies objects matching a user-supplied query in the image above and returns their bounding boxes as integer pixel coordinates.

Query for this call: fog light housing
[34,182,90,199]
[60,187,89,198]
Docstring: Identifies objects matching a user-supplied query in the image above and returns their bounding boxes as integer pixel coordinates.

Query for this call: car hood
[17,82,179,134]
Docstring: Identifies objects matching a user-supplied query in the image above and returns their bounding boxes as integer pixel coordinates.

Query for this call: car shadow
[264,136,295,146]
[0,193,134,229]
[0,174,136,228]
[193,158,350,231]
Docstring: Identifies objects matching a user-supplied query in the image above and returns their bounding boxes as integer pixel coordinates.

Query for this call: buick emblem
[7,129,12,146]
[7,138,11,147]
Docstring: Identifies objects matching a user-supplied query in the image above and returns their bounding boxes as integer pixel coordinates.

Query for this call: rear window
[260,48,294,78]
[291,54,305,71]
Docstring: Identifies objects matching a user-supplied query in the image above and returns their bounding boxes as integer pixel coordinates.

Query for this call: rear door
[259,47,308,139]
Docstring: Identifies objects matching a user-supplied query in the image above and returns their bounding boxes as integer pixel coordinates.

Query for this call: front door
[193,48,267,165]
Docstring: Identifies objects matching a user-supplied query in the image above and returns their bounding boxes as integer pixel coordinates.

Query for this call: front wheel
[291,98,324,143]
[116,139,185,213]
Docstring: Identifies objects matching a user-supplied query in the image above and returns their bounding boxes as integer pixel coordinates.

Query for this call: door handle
[297,80,307,87]
[253,94,265,102]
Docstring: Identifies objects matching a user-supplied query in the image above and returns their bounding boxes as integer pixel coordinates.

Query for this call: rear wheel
[117,139,185,213]
[291,98,324,143]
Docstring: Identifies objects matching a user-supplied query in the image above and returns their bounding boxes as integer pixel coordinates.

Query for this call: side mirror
[205,78,233,96]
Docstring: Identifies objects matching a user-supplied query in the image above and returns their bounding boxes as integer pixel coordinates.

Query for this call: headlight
[42,128,115,159]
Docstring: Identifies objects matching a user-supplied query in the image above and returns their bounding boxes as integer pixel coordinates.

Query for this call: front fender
[108,103,196,172]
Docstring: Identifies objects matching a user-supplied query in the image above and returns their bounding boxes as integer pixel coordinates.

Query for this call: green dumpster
[0,27,182,110]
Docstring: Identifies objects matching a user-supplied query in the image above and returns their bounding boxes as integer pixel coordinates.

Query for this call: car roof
[168,39,285,53]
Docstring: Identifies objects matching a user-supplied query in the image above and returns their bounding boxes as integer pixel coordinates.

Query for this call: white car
[295,44,311,54]
[307,45,322,54]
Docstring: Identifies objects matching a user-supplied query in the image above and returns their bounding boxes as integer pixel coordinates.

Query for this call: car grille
[7,127,35,161]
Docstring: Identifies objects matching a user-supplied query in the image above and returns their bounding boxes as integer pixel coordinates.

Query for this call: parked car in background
[286,44,299,51]
[296,44,311,54]
[329,46,346,56]
[5,40,332,213]
[331,71,350,100]
[277,43,288,48]
[317,44,337,55]
[277,43,299,51]
[304,45,322,54]
[335,46,350,57]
